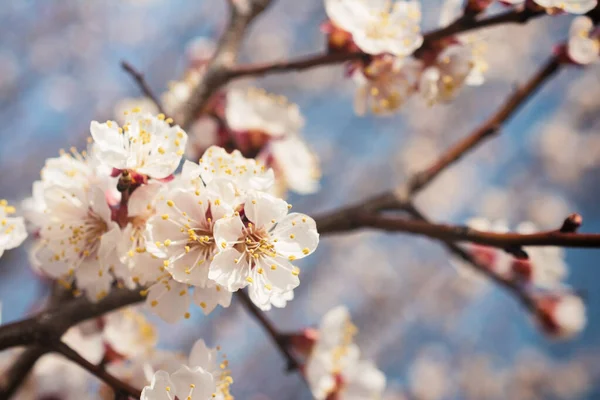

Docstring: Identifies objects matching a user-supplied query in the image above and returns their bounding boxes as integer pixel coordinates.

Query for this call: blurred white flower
[353,55,422,115]
[567,16,599,65]
[419,45,475,104]
[225,88,304,138]
[90,110,187,179]
[325,0,423,56]
[535,0,597,14]
[515,221,568,288]
[0,200,26,259]
[103,308,158,358]
[534,293,586,339]
[306,306,386,400]
[265,135,321,196]
[114,97,159,124]
[141,339,233,400]
[408,348,451,400]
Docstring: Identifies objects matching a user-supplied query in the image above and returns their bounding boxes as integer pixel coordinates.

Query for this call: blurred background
[1,0,600,399]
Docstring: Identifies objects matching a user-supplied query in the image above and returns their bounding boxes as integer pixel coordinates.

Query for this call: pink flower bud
[534,293,586,339]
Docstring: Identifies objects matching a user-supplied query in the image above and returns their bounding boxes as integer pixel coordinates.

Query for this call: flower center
[235,223,276,265]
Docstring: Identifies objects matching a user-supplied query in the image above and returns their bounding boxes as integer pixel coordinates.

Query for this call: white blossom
[419,45,475,104]
[210,191,318,310]
[225,88,304,138]
[114,97,159,124]
[325,0,423,57]
[195,146,275,194]
[516,221,568,288]
[103,308,158,358]
[568,16,599,65]
[451,218,512,286]
[535,293,586,339]
[31,182,126,301]
[306,306,386,400]
[535,0,597,14]
[353,55,422,115]
[90,110,187,179]
[265,135,321,196]
[141,339,233,400]
[552,294,586,338]
[0,200,26,259]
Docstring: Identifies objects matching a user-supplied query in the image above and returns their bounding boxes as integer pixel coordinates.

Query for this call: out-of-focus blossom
[262,136,321,196]
[451,218,512,288]
[567,16,599,65]
[353,55,422,115]
[534,292,586,339]
[305,306,386,399]
[502,0,597,14]
[419,45,475,105]
[114,97,159,124]
[324,0,423,57]
[103,308,158,358]
[408,347,452,400]
[513,221,568,288]
[140,339,233,400]
[0,200,26,259]
[225,88,304,141]
[439,0,488,86]
[90,110,187,180]
[185,37,216,66]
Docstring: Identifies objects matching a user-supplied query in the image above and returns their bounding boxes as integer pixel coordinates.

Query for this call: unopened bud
[466,0,493,14]
[534,293,586,339]
[560,213,583,233]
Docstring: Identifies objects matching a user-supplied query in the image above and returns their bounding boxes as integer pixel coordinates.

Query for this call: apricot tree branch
[54,341,141,399]
[120,61,164,114]
[181,5,549,127]
[349,212,600,248]
[227,6,545,79]
[236,291,305,376]
[181,0,273,128]
[315,53,562,234]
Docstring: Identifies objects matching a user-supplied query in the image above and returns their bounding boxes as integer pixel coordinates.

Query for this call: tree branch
[225,6,545,79]
[348,212,600,249]
[0,347,48,399]
[315,53,562,234]
[53,341,141,399]
[120,61,164,114]
[181,0,273,128]
[236,291,305,376]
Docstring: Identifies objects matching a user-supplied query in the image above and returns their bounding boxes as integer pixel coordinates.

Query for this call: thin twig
[402,203,535,310]
[349,212,600,248]
[315,55,562,234]
[121,61,165,114]
[226,7,545,79]
[181,0,273,128]
[0,347,48,399]
[54,341,141,399]
[236,291,305,376]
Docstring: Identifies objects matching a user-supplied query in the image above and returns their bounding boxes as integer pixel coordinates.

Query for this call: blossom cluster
[21,108,319,322]
[452,217,586,338]
[322,0,599,115]
[294,306,387,399]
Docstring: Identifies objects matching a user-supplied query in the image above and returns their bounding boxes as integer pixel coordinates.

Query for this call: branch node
[560,213,583,233]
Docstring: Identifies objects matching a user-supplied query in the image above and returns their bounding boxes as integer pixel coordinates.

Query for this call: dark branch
[54,341,141,399]
[236,291,304,375]
[349,212,600,248]
[181,0,273,128]
[121,61,165,115]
